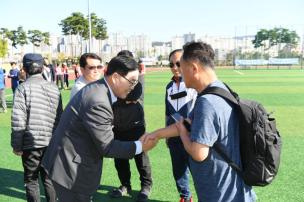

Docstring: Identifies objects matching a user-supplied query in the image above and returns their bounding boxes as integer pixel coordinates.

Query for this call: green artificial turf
[0,69,303,201]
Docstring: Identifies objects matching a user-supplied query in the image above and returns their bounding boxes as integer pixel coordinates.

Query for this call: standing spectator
[110,50,152,202]
[110,82,152,202]
[8,62,20,94]
[165,49,197,202]
[11,53,63,202]
[0,66,7,113]
[138,59,146,75]
[145,42,256,202]
[43,58,56,82]
[55,63,64,89]
[70,53,104,100]
[18,66,27,85]
[62,63,69,89]
[138,59,145,101]
[72,62,81,80]
[42,63,52,82]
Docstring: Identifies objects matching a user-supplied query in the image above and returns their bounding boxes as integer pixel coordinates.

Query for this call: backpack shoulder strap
[213,143,242,175]
[198,85,239,106]
[198,84,243,176]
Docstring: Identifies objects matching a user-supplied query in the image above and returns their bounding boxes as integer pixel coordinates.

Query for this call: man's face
[169,51,182,77]
[113,70,139,99]
[81,58,104,82]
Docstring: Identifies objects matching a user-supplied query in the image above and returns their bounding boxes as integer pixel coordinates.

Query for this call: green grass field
[1,69,304,201]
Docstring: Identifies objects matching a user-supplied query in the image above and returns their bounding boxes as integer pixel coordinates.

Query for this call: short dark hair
[117,50,134,58]
[79,53,102,68]
[10,62,16,66]
[182,41,215,69]
[169,49,182,61]
[25,63,43,75]
[105,55,138,76]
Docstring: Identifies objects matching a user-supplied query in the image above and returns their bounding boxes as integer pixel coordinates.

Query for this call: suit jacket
[42,78,136,195]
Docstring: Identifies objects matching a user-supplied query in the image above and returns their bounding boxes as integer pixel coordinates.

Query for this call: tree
[0,28,13,40]
[27,30,43,46]
[42,32,50,46]
[0,38,8,58]
[93,13,108,55]
[0,29,10,58]
[15,26,28,56]
[1,27,28,56]
[157,55,163,61]
[59,12,108,55]
[28,30,44,52]
[1,28,14,48]
[16,26,28,47]
[59,12,87,37]
[252,29,269,49]
[59,12,88,56]
[252,28,299,50]
[57,52,66,63]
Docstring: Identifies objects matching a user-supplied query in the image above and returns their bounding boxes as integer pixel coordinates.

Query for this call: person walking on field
[165,49,197,202]
[0,66,7,113]
[55,63,64,89]
[8,61,20,94]
[62,63,69,89]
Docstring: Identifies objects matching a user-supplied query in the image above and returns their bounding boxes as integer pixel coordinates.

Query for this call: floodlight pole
[88,0,92,52]
[301,32,304,69]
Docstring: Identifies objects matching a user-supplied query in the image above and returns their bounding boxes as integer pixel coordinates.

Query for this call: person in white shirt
[70,53,104,100]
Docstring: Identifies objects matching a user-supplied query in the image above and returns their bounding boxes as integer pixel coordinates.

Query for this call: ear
[113,72,120,79]
[111,72,120,84]
[191,61,199,74]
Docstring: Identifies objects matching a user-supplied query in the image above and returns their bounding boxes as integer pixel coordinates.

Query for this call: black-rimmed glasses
[120,74,138,88]
[169,61,180,68]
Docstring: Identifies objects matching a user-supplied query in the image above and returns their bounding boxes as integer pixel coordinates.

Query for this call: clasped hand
[139,133,159,152]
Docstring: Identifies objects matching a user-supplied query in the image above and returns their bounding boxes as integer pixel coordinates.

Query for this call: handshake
[139,132,159,152]
[139,118,192,152]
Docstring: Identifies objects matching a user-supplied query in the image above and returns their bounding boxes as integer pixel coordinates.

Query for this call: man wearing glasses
[70,53,104,99]
[165,49,197,202]
[42,55,156,202]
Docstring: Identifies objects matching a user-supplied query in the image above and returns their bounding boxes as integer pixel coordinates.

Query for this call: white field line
[5,94,13,97]
[234,70,244,75]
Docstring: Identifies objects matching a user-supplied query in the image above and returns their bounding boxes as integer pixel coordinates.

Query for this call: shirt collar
[104,77,117,104]
[171,76,182,83]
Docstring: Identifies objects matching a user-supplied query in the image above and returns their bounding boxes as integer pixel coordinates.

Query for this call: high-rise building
[152,41,171,58]
[183,32,196,43]
[171,36,184,50]
[127,34,151,57]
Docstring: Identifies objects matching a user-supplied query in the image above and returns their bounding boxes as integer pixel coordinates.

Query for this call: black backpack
[199,84,282,186]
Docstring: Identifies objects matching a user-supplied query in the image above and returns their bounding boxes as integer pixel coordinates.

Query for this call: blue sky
[1,0,304,41]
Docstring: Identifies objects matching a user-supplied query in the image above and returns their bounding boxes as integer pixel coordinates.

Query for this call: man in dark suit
[42,55,156,202]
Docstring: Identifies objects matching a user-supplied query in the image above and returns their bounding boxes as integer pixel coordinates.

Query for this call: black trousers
[114,126,152,189]
[56,75,64,89]
[53,181,91,202]
[21,148,56,202]
[64,74,69,88]
[114,151,152,189]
